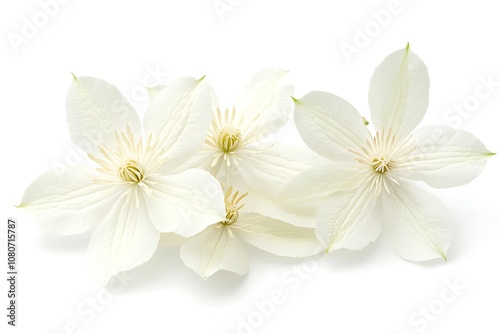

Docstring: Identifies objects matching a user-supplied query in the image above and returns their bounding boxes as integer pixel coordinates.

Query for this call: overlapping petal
[234,213,322,256]
[144,77,212,171]
[66,76,141,154]
[180,225,248,278]
[402,125,493,188]
[234,69,293,139]
[294,91,371,161]
[236,143,324,196]
[315,177,381,251]
[144,169,226,237]
[369,45,430,137]
[276,162,356,217]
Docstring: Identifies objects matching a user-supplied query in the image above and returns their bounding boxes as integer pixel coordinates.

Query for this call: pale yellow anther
[118,159,144,183]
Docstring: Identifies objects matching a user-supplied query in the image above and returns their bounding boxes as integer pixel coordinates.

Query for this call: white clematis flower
[19,75,226,285]
[281,45,494,261]
[180,69,322,226]
[180,186,322,278]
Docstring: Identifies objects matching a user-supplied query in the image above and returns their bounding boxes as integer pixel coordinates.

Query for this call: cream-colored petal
[234,69,293,140]
[19,165,110,235]
[369,45,430,137]
[234,213,323,257]
[276,162,358,218]
[316,178,380,252]
[87,188,160,285]
[144,77,212,171]
[236,143,325,196]
[180,224,248,278]
[384,182,452,261]
[294,91,371,161]
[402,125,493,188]
[144,169,226,237]
[66,76,141,154]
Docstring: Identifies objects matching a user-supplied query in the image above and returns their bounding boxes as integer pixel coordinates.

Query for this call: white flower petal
[402,125,494,188]
[276,162,357,218]
[143,77,212,171]
[180,225,248,278]
[19,165,110,235]
[236,143,325,196]
[294,91,371,161]
[145,169,226,237]
[234,213,323,257]
[369,45,430,137]
[66,76,141,154]
[316,179,380,251]
[234,69,293,138]
[87,189,160,285]
[384,182,452,261]
[240,189,317,228]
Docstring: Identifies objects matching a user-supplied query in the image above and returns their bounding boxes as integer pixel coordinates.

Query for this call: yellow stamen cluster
[221,186,248,225]
[118,159,144,183]
[217,129,241,153]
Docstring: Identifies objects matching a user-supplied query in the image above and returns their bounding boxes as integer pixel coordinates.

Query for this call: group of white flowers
[20,45,493,285]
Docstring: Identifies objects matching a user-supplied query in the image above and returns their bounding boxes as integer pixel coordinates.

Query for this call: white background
[1,1,499,333]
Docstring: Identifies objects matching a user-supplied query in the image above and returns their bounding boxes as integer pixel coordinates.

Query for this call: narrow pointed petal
[234,69,293,139]
[384,182,452,261]
[66,76,141,154]
[294,91,371,161]
[402,125,493,188]
[316,179,380,251]
[144,77,212,171]
[369,45,430,137]
[144,169,226,237]
[180,225,248,278]
[87,189,160,285]
[19,165,110,235]
[276,162,357,217]
[235,213,323,257]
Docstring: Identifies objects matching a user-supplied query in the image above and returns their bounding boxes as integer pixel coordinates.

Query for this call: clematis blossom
[19,75,226,284]
[180,186,322,278]
[281,45,494,261]
[179,69,323,226]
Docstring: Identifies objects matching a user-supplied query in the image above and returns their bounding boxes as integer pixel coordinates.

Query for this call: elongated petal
[87,188,160,285]
[384,182,452,261]
[402,125,493,188]
[276,162,358,217]
[316,178,380,251]
[234,213,323,257]
[180,225,248,278]
[294,91,371,161]
[66,76,141,154]
[236,143,325,196]
[369,45,430,137]
[234,69,293,139]
[144,77,212,171]
[144,169,226,237]
[239,189,317,228]
[19,165,110,235]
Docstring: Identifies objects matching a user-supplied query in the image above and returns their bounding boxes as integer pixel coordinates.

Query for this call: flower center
[350,128,416,195]
[372,156,394,173]
[118,159,144,183]
[217,129,241,153]
[220,186,248,226]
